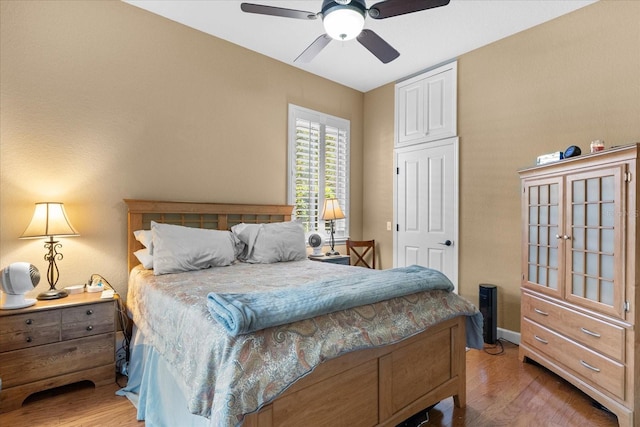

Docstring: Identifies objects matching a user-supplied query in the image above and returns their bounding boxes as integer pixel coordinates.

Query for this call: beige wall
[364,0,640,332]
[0,0,364,297]
[2,1,639,334]
[363,83,395,270]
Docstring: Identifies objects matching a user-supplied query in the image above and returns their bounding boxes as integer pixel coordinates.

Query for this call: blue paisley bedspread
[124,260,483,426]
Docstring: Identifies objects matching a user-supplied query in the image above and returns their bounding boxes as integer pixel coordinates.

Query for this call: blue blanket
[207,265,455,336]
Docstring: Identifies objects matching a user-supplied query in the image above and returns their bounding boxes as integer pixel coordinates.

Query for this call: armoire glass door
[566,167,624,317]
[524,177,563,297]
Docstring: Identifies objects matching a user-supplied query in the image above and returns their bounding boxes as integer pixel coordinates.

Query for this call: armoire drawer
[522,293,624,361]
[522,317,624,399]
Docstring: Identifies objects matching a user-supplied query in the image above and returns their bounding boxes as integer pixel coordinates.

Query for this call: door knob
[438,240,452,247]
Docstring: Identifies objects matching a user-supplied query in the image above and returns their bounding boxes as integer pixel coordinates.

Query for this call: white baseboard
[498,327,521,345]
[466,328,520,351]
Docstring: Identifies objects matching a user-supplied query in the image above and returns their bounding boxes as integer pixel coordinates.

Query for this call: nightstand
[0,292,116,413]
[308,255,351,265]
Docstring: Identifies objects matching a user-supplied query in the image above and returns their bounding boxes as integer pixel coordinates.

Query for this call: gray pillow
[151,221,236,275]
[232,221,307,264]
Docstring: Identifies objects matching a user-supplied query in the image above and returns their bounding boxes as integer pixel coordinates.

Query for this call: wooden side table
[0,292,116,412]
[308,255,351,265]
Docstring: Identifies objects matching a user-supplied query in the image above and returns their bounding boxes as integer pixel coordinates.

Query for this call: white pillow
[151,221,236,275]
[134,248,154,270]
[232,221,307,264]
[133,229,153,254]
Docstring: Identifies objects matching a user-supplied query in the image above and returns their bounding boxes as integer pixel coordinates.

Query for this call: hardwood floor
[406,340,618,427]
[0,340,619,426]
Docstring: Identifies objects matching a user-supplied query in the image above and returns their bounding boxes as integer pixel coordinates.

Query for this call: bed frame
[124,199,468,427]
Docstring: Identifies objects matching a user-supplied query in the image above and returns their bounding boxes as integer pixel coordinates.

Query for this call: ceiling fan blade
[368,0,450,19]
[240,3,317,20]
[295,34,332,63]
[356,29,399,64]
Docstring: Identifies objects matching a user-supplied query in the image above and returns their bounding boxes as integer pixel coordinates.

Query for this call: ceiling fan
[240,0,450,64]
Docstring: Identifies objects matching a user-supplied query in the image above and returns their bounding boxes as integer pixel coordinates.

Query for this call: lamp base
[325,250,340,256]
[37,289,69,300]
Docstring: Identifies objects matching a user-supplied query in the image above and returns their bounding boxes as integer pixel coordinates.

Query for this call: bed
[117,199,483,427]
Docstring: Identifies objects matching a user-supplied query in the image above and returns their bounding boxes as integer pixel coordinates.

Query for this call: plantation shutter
[288,105,350,238]
[294,118,321,230]
[324,125,348,236]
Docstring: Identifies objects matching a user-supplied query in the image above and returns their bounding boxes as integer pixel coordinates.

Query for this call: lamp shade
[20,202,79,239]
[321,198,346,221]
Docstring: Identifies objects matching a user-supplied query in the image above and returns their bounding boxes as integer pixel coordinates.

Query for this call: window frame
[287,104,350,244]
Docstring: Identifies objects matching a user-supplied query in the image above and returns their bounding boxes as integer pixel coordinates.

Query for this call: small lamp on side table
[321,198,345,256]
[20,202,79,300]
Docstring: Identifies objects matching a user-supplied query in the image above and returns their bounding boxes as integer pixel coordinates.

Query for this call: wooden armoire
[519,143,638,426]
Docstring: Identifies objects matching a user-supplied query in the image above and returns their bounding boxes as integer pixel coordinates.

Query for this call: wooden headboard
[124,199,294,272]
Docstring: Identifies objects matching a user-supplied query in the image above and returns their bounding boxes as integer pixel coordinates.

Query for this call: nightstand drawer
[522,318,624,399]
[0,311,60,351]
[522,293,624,361]
[0,332,115,389]
[62,302,115,340]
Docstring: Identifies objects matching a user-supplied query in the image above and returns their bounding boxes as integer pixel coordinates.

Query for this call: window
[287,104,349,241]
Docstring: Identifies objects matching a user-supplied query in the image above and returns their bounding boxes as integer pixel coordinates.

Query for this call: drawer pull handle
[86,309,94,316]
[580,327,601,338]
[86,325,94,331]
[25,319,33,325]
[534,308,549,316]
[26,336,32,343]
[580,360,601,372]
[534,335,548,344]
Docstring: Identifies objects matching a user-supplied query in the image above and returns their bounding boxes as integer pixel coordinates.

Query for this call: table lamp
[321,198,345,256]
[20,202,79,300]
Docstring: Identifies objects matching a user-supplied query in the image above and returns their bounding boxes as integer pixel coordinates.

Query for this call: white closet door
[394,137,459,290]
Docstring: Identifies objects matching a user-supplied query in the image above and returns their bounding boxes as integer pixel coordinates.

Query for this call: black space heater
[479,284,497,344]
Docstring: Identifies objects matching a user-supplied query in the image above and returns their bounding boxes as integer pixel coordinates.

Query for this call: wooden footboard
[243,316,467,427]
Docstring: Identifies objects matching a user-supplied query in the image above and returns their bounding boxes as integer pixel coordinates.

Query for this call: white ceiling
[124,0,597,92]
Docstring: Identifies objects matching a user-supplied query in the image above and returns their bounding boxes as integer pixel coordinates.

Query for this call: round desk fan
[0,262,40,309]
[307,232,325,257]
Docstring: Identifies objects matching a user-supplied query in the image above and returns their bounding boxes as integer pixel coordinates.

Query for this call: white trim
[498,327,521,345]
[395,58,458,86]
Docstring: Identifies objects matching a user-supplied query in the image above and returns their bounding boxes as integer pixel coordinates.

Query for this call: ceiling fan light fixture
[322,2,365,41]
[241,0,452,65]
